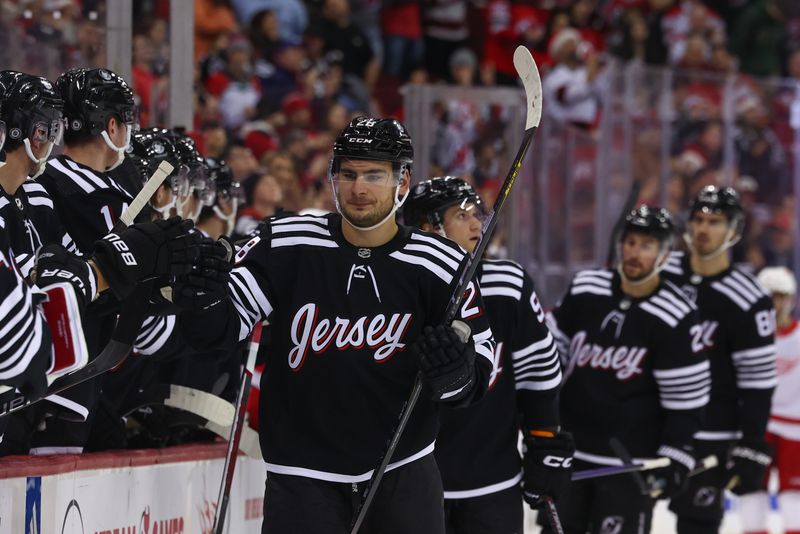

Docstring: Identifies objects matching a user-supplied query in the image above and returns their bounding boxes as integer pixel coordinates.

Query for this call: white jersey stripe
[710,281,751,310]
[271,223,332,236]
[48,159,95,193]
[480,273,523,288]
[639,302,678,327]
[403,243,460,271]
[410,233,463,262]
[653,360,710,379]
[479,286,521,300]
[389,251,452,284]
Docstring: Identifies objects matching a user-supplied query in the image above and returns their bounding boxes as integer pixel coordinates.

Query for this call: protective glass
[330,167,398,188]
[168,166,192,197]
[31,117,65,145]
[193,176,216,206]
[217,181,245,204]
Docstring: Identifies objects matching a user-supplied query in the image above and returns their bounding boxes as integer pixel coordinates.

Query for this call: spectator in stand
[732,0,789,77]
[234,171,284,238]
[569,0,606,55]
[230,0,308,45]
[381,0,424,81]
[662,0,725,64]
[205,35,261,131]
[263,151,304,213]
[612,7,670,65]
[542,27,603,129]
[194,0,238,60]
[246,8,280,62]
[351,0,384,70]
[450,47,479,86]
[201,120,228,159]
[421,0,470,81]
[320,0,380,92]
[258,39,306,111]
[226,141,260,183]
[133,33,167,128]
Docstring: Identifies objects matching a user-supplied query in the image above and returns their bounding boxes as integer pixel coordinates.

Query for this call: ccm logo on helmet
[349,138,373,144]
[543,455,572,468]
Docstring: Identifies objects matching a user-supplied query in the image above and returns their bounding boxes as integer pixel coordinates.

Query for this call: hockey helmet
[57,67,136,136]
[204,157,243,206]
[403,176,484,228]
[621,205,674,243]
[330,116,413,178]
[1,74,64,150]
[757,266,797,296]
[128,128,191,197]
[689,185,743,224]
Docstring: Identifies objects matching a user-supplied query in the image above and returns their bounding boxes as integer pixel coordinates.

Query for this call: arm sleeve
[0,246,51,392]
[731,297,777,439]
[652,309,710,448]
[546,281,580,369]
[513,273,562,430]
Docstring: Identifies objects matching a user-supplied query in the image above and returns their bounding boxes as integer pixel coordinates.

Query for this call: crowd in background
[0,0,798,275]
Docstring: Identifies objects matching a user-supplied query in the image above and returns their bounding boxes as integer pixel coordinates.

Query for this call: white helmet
[757,267,797,295]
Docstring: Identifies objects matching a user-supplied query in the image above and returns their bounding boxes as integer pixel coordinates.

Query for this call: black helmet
[57,67,136,136]
[0,70,25,98]
[331,116,413,176]
[128,128,189,196]
[621,205,674,243]
[403,176,483,228]
[1,74,64,151]
[689,185,743,222]
[205,157,242,202]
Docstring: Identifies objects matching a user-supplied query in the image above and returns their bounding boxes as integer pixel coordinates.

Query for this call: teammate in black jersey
[662,186,777,534]
[545,206,709,534]
[175,117,496,533]
[404,176,571,534]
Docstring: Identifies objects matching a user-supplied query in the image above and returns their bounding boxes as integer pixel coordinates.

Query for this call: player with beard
[173,117,495,533]
[403,176,571,534]
[543,206,709,534]
[662,186,777,534]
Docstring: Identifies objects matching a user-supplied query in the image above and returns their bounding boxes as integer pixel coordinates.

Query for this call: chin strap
[682,228,741,261]
[101,125,131,171]
[338,186,410,232]
[617,244,671,287]
[24,139,54,179]
[213,204,237,237]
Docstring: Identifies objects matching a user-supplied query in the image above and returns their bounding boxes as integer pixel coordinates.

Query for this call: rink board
[0,443,264,533]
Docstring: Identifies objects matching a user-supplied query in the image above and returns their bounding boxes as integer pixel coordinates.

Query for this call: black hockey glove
[522,431,575,507]
[91,216,198,300]
[646,444,694,499]
[172,237,232,310]
[726,438,773,495]
[413,322,476,402]
[33,244,97,307]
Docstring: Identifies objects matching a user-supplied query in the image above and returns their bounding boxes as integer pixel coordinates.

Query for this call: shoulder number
[755,309,776,338]
[460,281,482,320]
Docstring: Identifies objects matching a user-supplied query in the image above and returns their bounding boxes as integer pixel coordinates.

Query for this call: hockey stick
[124,383,235,427]
[542,496,565,534]
[0,161,174,416]
[349,46,542,533]
[571,454,717,482]
[609,437,652,496]
[605,179,641,267]
[212,322,263,534]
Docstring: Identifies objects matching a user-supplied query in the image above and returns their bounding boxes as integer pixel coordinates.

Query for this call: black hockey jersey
[180,213,495,482]
[38,155,137,254]
[0,215,51,393]
[662,251,776,441]
[435,259,561,498]
[0,180,78,278]
[549,268,709,464]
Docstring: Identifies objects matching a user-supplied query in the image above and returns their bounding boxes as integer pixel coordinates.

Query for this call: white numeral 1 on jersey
[100,203,129,232]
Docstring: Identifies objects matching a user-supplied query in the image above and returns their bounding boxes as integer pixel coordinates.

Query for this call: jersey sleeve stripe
[410,233,464,262]
[26,195,54,209]
[232,268,273,318]
[649,295,687,320]
[516,371,562,391]
[574,274,613,286]
[389,251,453,284]
[639,302,678,327]
[731,271,767,298]
[710,281,751,310]
[64,159,110,191]
[658,288,693,313]
[404,243,461,270]
[737,377,777,389]
[0,284,33,345]
[49,159,96,193]
[511,332,555,359]
[479,286,522,300]
[472,328,495,366]
[732,345,776,361]
[135,315,176,355]
[0,294,42,379]
[571,285,612,297]
[653,360,710,379]
[480,273,523,288]
[271,223,332,236]
[722,276,760,303]
[481,261,524,276]
[272,236,338,249]
[271,215,329,226]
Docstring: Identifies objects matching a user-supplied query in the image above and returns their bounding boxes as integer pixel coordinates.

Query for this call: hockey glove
[726,438,773,495]
[645,444,694,499]
[172,238,232,310]
[33,244,98,307]
[91,216,198,300]
[414,322,476,402]
[522,431,575,507]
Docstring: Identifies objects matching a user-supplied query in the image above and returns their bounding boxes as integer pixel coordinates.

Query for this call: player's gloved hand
[91,216,198,300]
[726,438,773,495]
[646,444,695,499]
[413,321,475,402]
[522,431,575,507]
[172,237,232,310]
[33,243,97,307]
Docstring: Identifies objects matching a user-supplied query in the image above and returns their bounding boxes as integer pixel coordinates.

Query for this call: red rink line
[0,442,229,479]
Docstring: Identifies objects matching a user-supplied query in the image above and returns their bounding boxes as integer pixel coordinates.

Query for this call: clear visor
[330,167,400,189]
[31,118,65,146]
[193,175,216,206]
[218,181,245,204]
[0,121,6,152]
[169,166,192,197]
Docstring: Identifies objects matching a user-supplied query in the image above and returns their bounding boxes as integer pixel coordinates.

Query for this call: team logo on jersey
[600,311,626,339]
[680,284,699,304]
[358,248,371,258]
[693,487,717,507]
[569,331,647,380]
[600,515,624,534]
[287,303,413,369]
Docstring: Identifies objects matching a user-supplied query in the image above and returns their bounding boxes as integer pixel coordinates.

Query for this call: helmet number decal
[355,118,377,128]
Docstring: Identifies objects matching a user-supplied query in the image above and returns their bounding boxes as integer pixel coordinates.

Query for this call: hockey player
[662,186,777,534]
[403,176,571,534]
[195,158,242,240]
[544,206,709,534]
[174,117,495,533]
[738,266,799,534]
